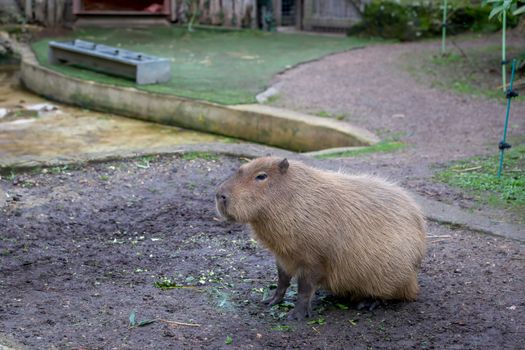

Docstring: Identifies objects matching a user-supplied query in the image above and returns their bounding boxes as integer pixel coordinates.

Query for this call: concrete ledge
[19,46,379,152]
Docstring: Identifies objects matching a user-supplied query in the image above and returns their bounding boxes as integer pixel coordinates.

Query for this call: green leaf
[489,5,505,19]
[336,303,349,310]
[271,324,292,332]
[261,287,269,301]
[138,319,156,327]
[225,335,233,345]
[129,311,137,327]
[307,317,326,325]
[514,5,525,15]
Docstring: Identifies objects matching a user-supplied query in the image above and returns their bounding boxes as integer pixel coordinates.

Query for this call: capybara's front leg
[287,273,318,321]
[263,262,291,306]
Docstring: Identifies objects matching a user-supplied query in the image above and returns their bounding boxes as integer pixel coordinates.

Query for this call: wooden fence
[19,0,257,28]
[18,0,366,31]
[302,0,363,31]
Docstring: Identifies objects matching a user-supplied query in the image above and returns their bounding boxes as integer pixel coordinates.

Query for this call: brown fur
[216,157,427,311]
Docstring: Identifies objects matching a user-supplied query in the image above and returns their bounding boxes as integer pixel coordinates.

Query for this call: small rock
[0,187,6,208]
[26,103,58,112]
[163,330,175,338]
[0,108,8,119]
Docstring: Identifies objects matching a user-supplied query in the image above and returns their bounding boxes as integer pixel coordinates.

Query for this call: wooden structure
[72,0,172,27]
[20,0,365,31]
[272,0,364,31]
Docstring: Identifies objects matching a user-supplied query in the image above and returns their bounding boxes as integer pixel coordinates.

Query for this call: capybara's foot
[287,305,312,321]
[263,294,284,307]
[356,299,382,311]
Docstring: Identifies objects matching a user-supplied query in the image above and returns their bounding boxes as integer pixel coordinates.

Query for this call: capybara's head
[216,157,289,223]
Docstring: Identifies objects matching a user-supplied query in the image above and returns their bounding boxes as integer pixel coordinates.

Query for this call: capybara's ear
[278,158,289,174]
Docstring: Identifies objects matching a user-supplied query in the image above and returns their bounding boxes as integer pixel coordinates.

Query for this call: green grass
[314,141,406,159]
[402,44,524,100]
[33,27,373,105]
[180,151,219,161]
[435,144,525,220]
[316,110,346,120]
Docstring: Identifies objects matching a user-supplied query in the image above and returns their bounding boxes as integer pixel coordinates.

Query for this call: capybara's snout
[215,183,231,220]
[215,188,228,207]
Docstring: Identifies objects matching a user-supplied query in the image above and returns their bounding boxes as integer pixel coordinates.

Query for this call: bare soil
[1,155,524,349]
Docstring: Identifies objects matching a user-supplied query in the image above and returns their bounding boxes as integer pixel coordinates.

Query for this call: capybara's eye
[255,173,268,181]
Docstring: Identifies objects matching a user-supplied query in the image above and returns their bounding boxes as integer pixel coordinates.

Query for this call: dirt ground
[0,155,523,349]
[1,31,524,349]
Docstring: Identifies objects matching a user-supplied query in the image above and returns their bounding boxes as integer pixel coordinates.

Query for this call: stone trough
[48,39,171,84]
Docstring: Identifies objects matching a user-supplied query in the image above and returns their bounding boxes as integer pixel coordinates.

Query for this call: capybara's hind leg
[394,275,420,301]
[263,261,291,306]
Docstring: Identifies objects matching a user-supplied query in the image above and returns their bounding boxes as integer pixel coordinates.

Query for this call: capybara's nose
[216,191,227,204]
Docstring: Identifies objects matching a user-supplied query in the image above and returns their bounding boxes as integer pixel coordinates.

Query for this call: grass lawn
[32,27,372,105]
[313,141,406,159]
[436,143,525,222]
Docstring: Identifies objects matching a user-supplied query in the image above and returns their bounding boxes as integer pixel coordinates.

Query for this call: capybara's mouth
[215,199,235,222]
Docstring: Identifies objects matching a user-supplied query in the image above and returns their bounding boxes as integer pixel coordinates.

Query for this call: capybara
[215,157,427,320]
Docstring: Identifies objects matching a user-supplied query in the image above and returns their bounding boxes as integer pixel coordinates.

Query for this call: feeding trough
[48,39,171,84]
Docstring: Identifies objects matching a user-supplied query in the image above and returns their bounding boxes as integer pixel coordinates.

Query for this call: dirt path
[271,33,525,164]
[269,34,525,218]
[0,155,523,349]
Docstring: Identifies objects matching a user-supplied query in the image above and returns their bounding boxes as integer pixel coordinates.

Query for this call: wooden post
[25,0,33,21]
[210,0,221,25]
[233,0,242,28]
[55,0,65,26]
[47,0,56,26]
[251,0,257,28]
[296,0,303,29]
[222,0,233,26]
[199,0,210,24]
[302,0,312,30]
[169,0,177,22]
[273,0,281,26]
[34,0,45,24]
[240,0,256,28]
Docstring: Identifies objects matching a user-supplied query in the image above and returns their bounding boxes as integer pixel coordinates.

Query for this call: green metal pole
[501,10,507,91]
[497,59,517,178]
[441,0,447,55]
